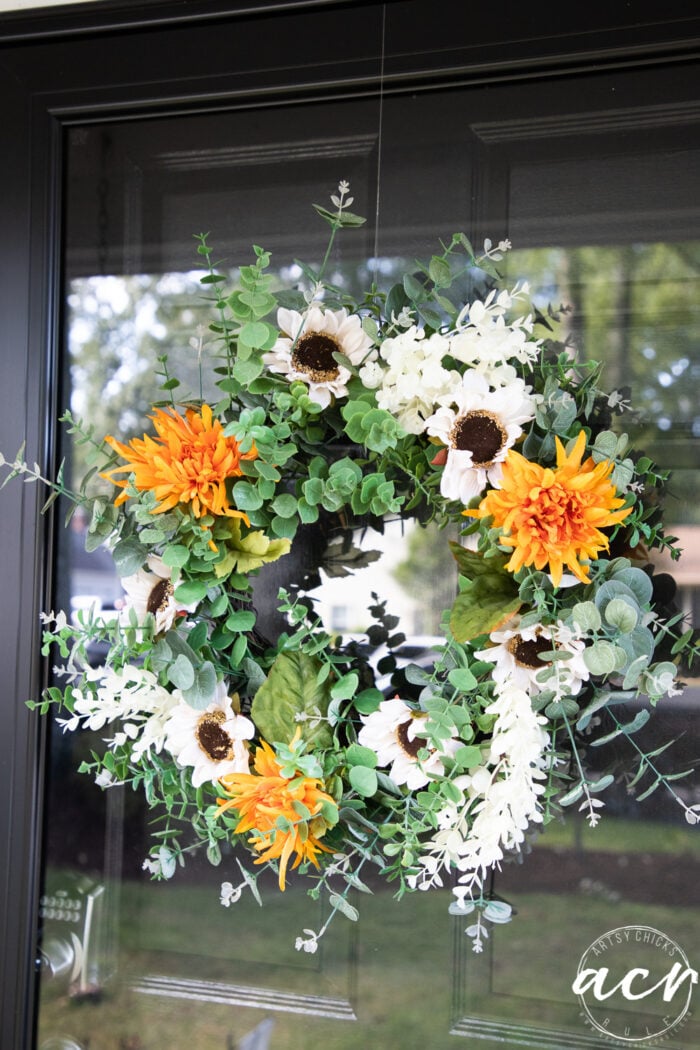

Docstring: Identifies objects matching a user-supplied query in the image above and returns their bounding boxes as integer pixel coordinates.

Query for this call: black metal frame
[1,3,699,1047]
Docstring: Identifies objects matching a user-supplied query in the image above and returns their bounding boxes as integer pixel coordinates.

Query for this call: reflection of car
[342,635,443,697]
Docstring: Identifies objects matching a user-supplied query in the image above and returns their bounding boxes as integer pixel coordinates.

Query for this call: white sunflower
[163,681,255,788]
[477,616,589,697]
[358,697,458,790]
[119,555,198,634]
[425,370,536,503]
[263,304,375,408]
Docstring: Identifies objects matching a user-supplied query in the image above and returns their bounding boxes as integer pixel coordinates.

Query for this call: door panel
[35,66,699,1050]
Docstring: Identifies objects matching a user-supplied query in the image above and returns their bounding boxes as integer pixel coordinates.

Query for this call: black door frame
[2,3,699,1047]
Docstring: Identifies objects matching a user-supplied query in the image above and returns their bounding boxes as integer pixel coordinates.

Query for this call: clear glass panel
[37,78,699,1050]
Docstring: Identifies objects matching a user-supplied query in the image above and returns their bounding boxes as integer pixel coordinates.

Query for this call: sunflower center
[291,334,341,382]
[507,634,551,670]
[396,715,426,759]
[147,578,174,615]
[196,710,233,762]
[449,410,507,466]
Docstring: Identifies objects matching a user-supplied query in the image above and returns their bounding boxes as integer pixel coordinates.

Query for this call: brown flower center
[147,578,174,615]
[196,710,233,762]
[449,410,507,467]
[507,633,551,670]
[396,715,426,759]
[291,333,341,382]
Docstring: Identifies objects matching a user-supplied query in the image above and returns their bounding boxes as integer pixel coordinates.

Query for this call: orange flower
[467,430,632,586]
[217,740,337,890]
[102,404,256,519]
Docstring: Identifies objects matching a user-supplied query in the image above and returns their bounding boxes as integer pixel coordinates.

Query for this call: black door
[1,4,699,1048]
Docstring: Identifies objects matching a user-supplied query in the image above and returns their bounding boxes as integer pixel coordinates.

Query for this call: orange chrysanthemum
[467,430,632,586]
[217,740,337,890]
[102,404,256,519]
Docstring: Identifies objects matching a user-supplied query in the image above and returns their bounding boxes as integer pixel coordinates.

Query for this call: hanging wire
[372,3,387,287]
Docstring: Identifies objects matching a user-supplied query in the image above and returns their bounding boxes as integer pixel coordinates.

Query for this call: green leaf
[345,743,377,769]
[450,576,521,643]
[181,661,219,709]
[349,766,378,797]
[111,537,148,576]
[328,893,359,921]
[174,580,208,605]
[161,544,191,570]
[559,782,584,806]
[330,671,359,701]
[454,745,482,770]
[605,597,638,634]
[239,321,274,348]
[272,493,297,518]
[448,668,477,693]
[251,650,333,749]
[168,654,195,691]
[225,609,257,632]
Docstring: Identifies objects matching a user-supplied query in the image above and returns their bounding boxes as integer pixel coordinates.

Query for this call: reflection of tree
[391,522,459,635]
[506,241,700,524]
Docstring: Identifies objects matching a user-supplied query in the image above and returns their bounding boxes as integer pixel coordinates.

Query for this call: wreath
[6,181,698,953]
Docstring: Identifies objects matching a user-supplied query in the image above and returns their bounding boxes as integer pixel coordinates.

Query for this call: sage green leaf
[345,743,377,769]
[181,660,219,710]
[605,597,638,634]
[251,650,333,748]
[112,537,148,576]
[174,579,208,604]
[349,765,378,797]
[571,601,601,633]
[328,893,359,921]
[168,654,195,691]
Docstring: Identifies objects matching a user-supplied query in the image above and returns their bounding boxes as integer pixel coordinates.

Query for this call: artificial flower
[367,326,461,434]
[467,430,632,585]
[425,370,536,502]
[163,682,255,788]
[450,283,540,373]
[217,738,338,890]
[476,616,589,696]
[358,696,459,789]
[408,680,549,892]
[56,664,178,762]
[119,554,198,633]
[263,304,375,407]
[103,403,256,519]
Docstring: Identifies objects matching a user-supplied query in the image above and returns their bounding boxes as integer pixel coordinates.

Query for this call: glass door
[36,64,699,1050]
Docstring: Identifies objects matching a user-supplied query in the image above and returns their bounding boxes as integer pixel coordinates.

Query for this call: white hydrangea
[362,326,461,434]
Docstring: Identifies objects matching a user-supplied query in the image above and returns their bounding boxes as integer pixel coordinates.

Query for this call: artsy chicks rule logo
[572,926,697,1045]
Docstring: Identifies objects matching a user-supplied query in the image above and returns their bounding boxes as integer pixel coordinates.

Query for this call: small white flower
[295,929,319,953]
[263,305,375,407]
[95,768,117,789]
[163,680,254,788]
[220,881,243,907]
[358,697,459,790]
[142,856,162,876]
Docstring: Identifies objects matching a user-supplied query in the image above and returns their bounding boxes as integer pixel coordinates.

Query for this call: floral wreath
[5,182,698,954]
